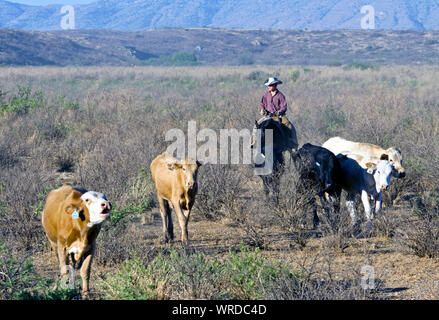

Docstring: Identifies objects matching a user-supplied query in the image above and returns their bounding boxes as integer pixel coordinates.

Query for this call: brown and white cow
[322,136,406,178]
[150,152,201,244]
[42,184,111,298]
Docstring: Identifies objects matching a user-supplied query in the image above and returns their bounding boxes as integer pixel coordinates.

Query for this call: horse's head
[256,117,286,150]
[253,117,286,170]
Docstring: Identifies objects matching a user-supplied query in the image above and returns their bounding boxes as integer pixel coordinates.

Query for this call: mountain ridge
[1,0,439,31]
[1,28,439,66]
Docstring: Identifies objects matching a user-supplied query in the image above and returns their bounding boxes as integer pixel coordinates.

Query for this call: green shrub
[0,242,77,300]
[56,95,80,111]
[109,168,156,225]
[169,52,198,66]
[109,199,155,225]
[222,246,296,299]
[98,250,221,300]
[0,88,6,109]
[0,86,46,116]
[246,70,268,81]
[237,55,254,65]
[97,257,156,300]
[343,61,377,71]
[327,61,342,67]
[98,245,301,300]
[145,52,199,66]
[289,69,300,82]
[322,105,346,135]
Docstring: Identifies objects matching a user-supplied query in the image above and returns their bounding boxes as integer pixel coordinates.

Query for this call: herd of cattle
[296,136,405,227]
[41,135,404,298]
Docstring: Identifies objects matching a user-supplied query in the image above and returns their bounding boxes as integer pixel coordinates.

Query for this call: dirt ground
[33,206,439,300]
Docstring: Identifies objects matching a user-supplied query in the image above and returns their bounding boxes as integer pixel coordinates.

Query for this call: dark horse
[252,116,289,200]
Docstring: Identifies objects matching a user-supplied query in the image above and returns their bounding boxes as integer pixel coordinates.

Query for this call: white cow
[337,154,394,224]
[322,136,405,178]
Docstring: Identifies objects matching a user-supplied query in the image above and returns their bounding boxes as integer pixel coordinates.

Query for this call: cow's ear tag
[367,168,374,174]
[72,209,79,219]
[315,162,321,167]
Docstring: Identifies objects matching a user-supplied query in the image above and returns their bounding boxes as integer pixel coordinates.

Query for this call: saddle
[257,114,282,125]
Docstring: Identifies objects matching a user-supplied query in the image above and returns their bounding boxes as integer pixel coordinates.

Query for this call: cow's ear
[166,158,177,170]
[167,162,182,170]
[366,162,377,170]
[65,190,84,214]
[366,162,376,174]
[380,154,389,160]
[336,154,347,161]
[196,160,202,167]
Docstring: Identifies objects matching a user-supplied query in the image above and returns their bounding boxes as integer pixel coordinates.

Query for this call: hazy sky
[8,0,96,5]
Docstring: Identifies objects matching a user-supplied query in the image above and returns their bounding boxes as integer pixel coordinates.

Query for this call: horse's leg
[260,176,271,200]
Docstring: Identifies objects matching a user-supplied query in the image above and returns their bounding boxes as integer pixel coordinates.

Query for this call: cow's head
[386,148,405,178]
[81,191,112,225]
[315,157,339,193]
[66,190,112,225]
[366,154,393,193]
[167,158,202,190]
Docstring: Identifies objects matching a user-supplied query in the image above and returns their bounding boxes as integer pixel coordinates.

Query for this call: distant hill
[1,0,439,31]
[1,28,439,66]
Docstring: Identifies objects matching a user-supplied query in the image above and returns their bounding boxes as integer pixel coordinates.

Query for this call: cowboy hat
[264,77,283,86]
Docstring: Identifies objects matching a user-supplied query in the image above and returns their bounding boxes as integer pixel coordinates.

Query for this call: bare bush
[192,164,246,221]
[399,208,439,259]
[267,164,318,249]
[0,166,50,252]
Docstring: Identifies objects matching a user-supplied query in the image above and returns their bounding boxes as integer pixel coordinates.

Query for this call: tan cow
[42,184,112,298]
[322,136,405,178]
[150,152,201,244]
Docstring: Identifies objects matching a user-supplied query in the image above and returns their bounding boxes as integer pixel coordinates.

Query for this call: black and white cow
[336,153,393,225]
[293,143,343,228]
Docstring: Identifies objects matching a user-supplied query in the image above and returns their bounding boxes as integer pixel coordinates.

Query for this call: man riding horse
[251,77,298,152]
[251,77,299,199]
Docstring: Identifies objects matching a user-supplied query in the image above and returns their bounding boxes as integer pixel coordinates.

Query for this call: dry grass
[1,65,439,299]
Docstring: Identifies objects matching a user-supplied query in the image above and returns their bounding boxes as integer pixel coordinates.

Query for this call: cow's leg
[165,200,174,241]
[79,244,95,299]
[56,242,69,278]
[172,200,189,245]
[183,208,191,244]
[346,194,357,225]
[361,190,372,221]
[158,197,173,242]
[375,192,383,217]
[56,242,72,290]
[182,201,194,243]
